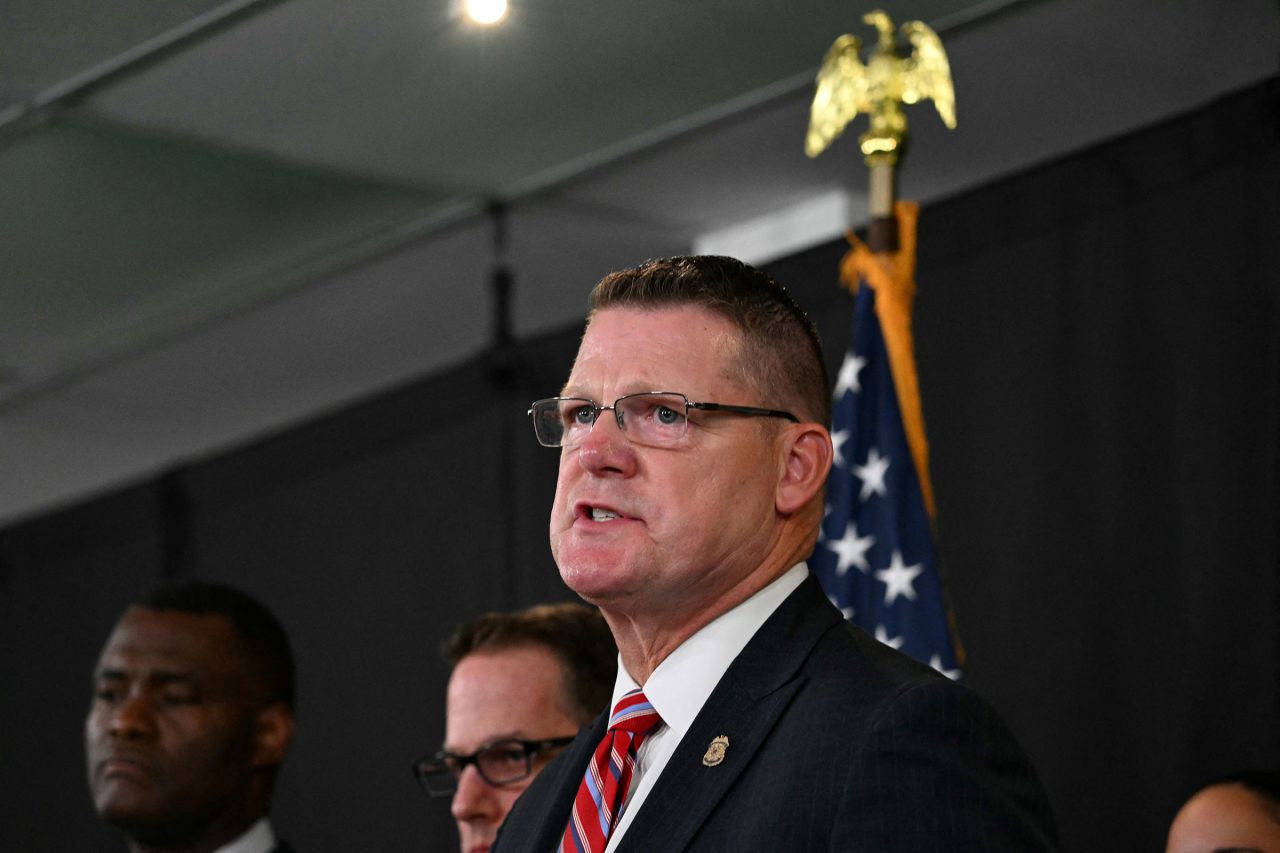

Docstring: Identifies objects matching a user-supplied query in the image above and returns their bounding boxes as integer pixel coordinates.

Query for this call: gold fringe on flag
[838,200,935,520]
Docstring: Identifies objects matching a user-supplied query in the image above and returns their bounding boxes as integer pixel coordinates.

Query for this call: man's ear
[252,702,295,768]
[776,423,833,515]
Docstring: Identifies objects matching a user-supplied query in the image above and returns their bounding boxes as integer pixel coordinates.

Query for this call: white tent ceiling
[1,0,1277,524]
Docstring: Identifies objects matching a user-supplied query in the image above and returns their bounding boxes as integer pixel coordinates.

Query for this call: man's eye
[161,691,196,706]
[94,687,120,703]
[569,406,596,425]
[485,747,527,767]
[654,405,683,425]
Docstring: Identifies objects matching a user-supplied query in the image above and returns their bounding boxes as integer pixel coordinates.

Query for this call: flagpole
[805,12,965,674]
[866,160,898,254]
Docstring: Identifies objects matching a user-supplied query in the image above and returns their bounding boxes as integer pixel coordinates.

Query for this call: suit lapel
[616,577,841,852]
[502,712,607,853]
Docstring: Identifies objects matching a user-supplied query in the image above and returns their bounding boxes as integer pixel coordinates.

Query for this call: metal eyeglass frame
[527,391,799,448]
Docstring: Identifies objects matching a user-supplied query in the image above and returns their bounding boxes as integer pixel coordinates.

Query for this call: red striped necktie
[560,689,663,853]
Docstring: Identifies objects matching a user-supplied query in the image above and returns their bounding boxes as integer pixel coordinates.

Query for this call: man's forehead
[97,607,245,674]
[445,646,576,749]
[566,305,745,394]
[448,645,566,700]
[580,304,741,346]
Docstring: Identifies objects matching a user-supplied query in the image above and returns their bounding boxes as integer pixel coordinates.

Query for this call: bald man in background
[1167,770,1280,853]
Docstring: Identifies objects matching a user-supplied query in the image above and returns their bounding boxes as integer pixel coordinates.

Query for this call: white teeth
[590,507,620,521]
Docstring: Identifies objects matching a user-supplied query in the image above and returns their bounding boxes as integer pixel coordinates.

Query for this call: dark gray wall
[2,77,1277,852]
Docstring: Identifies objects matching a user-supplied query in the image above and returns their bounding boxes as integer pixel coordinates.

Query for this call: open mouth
[578,502,628,523]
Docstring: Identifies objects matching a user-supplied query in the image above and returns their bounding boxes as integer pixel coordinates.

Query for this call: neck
[127,809,267,853]
[603,533,809,683]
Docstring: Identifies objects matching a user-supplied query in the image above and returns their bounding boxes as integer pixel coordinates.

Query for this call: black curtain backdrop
[2,78,1277,852]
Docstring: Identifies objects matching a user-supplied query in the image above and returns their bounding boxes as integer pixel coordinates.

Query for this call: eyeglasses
[412,736,576,797]
[528,392,799,449]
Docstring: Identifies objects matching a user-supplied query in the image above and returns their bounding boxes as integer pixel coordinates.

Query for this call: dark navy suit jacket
[494,576,1058,851]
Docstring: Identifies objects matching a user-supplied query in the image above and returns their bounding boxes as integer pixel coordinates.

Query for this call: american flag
[809,248,962,679]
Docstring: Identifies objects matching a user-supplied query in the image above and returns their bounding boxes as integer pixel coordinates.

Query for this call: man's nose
[575,407,638,476]
[108,692,157,740]
[450,764,499,823]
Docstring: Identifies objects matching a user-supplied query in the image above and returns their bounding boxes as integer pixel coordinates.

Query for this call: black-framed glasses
[412,736,576,797]
[528,391,799,449]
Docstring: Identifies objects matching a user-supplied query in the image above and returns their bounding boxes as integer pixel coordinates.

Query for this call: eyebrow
[556,386,680,400]
[93,667,200,687]
[443,731,526,752]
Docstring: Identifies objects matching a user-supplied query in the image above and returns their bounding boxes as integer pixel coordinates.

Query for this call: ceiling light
[465,0,508,26]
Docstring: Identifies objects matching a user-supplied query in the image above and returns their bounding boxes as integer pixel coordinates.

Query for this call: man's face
[84,607,267,847]
[445,645,583,853]
[550,306,786,618]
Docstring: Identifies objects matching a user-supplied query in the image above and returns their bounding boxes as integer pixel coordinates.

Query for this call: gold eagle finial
[805,9,956,162]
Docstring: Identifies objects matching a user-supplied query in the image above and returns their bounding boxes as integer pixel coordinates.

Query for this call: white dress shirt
[213,817,277,853]
[603,562,808,852]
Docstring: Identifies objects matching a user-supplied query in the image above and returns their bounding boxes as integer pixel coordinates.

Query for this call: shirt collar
[212,817,276,853]
[610,562,808,739]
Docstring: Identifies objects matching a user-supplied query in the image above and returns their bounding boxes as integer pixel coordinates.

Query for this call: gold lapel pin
[702,735,730,767]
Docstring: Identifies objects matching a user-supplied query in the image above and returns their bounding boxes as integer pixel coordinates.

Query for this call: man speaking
[496,256,1058,851]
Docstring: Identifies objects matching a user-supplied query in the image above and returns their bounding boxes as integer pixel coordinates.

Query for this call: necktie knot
[608,689,662,736]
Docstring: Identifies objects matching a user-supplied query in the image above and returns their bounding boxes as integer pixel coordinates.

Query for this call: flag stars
[830,427,850,468]
[853,447,890,500]
[813,294,963,677]
[834,352,867,398]
[875,625,904,649]
[827,594,855,621]
[929,655,962,681]
[876,550,923,604]
[827,521,875,576]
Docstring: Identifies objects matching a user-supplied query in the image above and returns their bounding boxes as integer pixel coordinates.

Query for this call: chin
[95,790,142,822]
[557,561,607,601]
[98,803,163,838]
[558,556,643,608]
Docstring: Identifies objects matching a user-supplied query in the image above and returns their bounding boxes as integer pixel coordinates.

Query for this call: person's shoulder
[804,626,1060,848]
[794,617,1027,747]
[805,616,955,698]
[752,575,967,714]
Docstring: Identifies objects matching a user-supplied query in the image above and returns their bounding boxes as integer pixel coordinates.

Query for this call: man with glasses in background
[496,256,1059,851]
[415,603,616,853]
